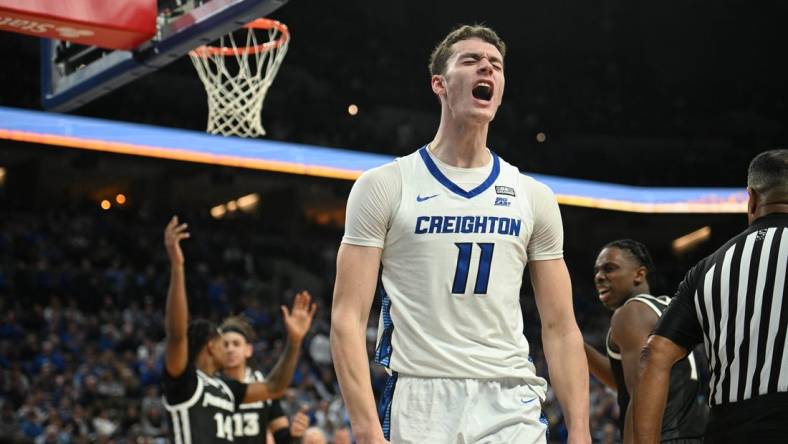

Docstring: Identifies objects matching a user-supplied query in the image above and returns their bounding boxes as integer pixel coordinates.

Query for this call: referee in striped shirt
[634,149,788,444]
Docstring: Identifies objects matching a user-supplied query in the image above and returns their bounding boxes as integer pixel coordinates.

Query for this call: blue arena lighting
[0,106,747,213]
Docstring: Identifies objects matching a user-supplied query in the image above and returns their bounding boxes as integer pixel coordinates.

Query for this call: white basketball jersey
[375,147,547,393]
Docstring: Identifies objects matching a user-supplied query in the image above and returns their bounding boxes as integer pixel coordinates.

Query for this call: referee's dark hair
[747,149,788,198]
[602,239,657,289]
[187,319,220,363]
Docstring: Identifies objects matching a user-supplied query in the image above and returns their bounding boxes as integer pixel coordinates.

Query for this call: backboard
[39,0,288,112]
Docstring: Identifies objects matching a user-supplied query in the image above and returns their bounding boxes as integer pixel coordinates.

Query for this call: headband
[220,326,249,341]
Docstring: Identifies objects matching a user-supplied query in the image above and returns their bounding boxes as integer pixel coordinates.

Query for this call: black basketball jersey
[163,364,248,444]
[606,294,708,441]
[230,368,287,444]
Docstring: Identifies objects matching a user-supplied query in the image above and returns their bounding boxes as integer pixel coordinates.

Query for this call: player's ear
[244,343,253,359]
[431,74,446,97]
[211,337,224,355]
[634,266,647,285]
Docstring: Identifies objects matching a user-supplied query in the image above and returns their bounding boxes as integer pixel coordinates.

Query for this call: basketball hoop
[189,19,289,138]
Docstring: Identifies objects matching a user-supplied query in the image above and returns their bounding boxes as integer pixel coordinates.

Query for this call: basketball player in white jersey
[330,25,591,444]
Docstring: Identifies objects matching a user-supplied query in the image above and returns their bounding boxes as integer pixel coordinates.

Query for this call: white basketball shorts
[380,374,548,444]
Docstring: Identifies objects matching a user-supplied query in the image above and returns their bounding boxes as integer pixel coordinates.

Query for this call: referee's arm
[632,335,688,444]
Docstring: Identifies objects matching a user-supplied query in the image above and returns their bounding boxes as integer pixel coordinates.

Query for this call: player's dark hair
[187,319,219,363]
[602,239,656,289]
[429,24,506,76]
[747,149,788,199]
[219,315,255,343]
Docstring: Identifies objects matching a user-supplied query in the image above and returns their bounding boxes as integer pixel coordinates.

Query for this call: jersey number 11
[452,242,494,294]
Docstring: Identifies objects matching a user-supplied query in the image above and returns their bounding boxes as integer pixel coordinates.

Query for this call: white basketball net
[189,20,289,138]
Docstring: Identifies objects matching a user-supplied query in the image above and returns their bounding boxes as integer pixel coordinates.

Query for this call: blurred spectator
[301,427,327,444]
[0,208,619,443]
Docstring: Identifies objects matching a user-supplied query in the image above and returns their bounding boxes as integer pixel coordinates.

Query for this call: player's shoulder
[624,294,670,317]
[514,172,556,203]
[611,297,660,339]
[614,298,658,321]
[355,160,401,188]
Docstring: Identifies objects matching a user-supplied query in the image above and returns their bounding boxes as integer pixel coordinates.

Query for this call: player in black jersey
[219,315,310,444]
[584,239,707,443]
[162,216,316,444]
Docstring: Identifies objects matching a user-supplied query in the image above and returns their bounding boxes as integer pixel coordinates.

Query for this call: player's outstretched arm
[163,216,191,378]
[583,342,617,390]
[632,335,688,444]
[245,291,317,403]
[330,243,389,444]
[530,258,591,444]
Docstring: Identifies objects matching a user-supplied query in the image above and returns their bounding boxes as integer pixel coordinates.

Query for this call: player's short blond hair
[429,24,506,76]
[220,315,255,343]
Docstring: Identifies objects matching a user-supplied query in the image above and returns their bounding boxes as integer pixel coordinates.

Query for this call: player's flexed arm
[526,181,590,444]
[531,259,591,444]
[331,243,389,444]
[330,163,397,444]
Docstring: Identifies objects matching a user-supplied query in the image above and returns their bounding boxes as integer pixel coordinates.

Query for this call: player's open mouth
[598,288,610,301]
[472,80,494,102]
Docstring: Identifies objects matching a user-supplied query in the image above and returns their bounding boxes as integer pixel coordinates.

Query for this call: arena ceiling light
[210,193,260,219]
[673,226,712,254]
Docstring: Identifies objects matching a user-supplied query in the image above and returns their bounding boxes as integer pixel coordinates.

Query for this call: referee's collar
[751,211,788,227]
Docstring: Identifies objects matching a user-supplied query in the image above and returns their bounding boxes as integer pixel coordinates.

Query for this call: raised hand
[288,405,310,438]
[164,216,190,266]
[281,290,317,343]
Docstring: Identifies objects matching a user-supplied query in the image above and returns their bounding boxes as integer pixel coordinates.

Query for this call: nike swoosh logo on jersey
[520,397,537,405]
[416,194,439,202]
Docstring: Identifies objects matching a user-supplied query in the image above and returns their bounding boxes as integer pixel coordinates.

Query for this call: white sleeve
[522,176,564,261]
[341,162,401,248]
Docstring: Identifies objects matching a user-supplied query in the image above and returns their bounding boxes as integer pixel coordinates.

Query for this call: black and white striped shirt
[654,213,788,407]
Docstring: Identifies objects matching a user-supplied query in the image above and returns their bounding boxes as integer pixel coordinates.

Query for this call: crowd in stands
[0,208,621,443]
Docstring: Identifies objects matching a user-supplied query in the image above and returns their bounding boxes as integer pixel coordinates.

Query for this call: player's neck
[627,285,650,300]
[223,364,247,381]
[431,115,491,168]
